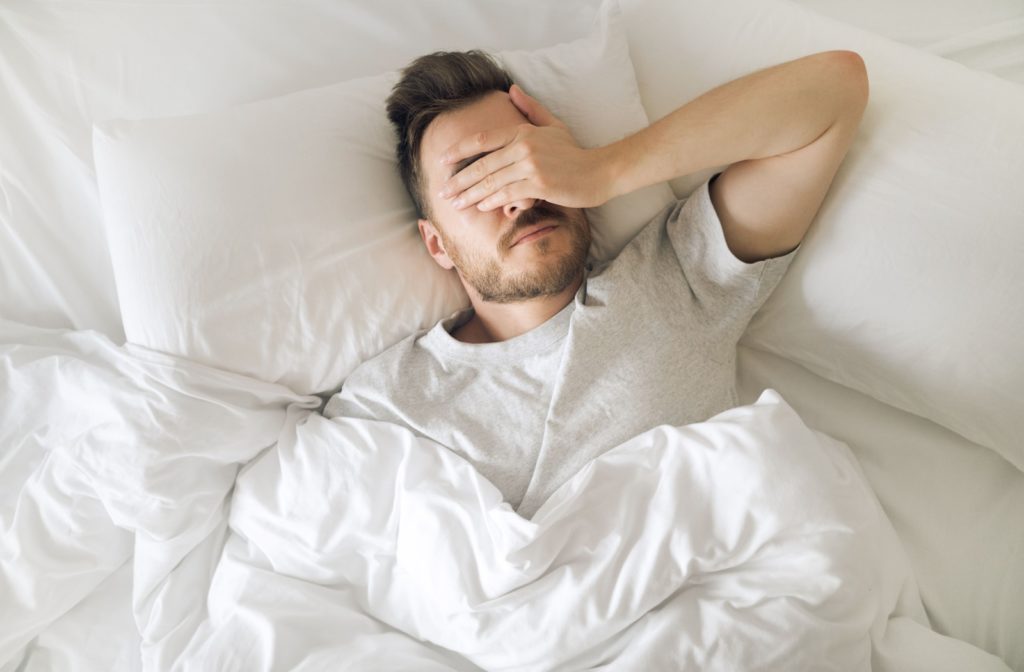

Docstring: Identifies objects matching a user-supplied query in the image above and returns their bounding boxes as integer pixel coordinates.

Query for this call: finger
[452,161,528,211]
[509,84,565,129]
[439,125,517,166]
[442,142,521,201]
[477,180,537,212]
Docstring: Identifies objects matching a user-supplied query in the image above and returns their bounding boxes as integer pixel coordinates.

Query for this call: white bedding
[794,0,1024,85]
[0,321,1012,672]
[2,0,1023,669]
[736,345,1024,669]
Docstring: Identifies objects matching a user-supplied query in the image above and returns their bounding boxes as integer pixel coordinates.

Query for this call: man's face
[417,90,591,304]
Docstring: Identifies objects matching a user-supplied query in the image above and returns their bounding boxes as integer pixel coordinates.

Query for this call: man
[324,48,868,518]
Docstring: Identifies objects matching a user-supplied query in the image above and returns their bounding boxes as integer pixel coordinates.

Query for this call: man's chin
[468,264,581,303]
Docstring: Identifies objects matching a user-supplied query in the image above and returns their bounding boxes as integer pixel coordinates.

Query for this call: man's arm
[439,50,868,262]
[600,50,869,262]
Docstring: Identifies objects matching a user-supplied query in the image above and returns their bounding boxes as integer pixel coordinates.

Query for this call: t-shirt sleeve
[667,172,799,324]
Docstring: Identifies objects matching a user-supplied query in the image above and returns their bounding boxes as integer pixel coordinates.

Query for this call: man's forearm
[599,50,868,199]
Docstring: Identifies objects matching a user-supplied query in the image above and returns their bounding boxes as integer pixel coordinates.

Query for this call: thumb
[509,83,563,128]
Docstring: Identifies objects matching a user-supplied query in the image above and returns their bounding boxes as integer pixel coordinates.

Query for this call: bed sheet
[737,344,1024,671]
[2,322,1016,672]
[4,334,1020,671]
[793,0,1024,86]
[1,563,141,672]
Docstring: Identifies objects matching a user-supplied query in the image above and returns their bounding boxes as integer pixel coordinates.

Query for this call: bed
[1,0,1022,669]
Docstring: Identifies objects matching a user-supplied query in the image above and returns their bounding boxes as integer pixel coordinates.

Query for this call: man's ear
[417,218,455,270]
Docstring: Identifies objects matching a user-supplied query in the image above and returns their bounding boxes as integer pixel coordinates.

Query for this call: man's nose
[502,197,537,220]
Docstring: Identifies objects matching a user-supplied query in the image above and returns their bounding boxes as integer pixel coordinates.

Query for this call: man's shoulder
[322,326,435,418]
[344,302,480,393]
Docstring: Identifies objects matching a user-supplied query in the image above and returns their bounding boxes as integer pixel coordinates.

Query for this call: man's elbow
[830,50,870,110]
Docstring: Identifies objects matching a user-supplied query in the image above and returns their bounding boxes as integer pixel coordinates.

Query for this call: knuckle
[474,131,487,147]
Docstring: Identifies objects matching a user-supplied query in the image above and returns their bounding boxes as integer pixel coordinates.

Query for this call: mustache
[502,203,568,249]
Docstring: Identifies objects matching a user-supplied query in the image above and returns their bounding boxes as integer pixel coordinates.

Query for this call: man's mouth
[512,223,559,247]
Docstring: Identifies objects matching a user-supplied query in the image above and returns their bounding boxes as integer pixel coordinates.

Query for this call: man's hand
[438,84,613,212]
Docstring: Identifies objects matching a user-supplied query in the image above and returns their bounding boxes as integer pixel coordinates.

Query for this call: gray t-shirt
[324,174,799,519]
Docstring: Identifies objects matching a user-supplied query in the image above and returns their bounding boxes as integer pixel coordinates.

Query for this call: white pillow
[92,0,676,397]
[620,0,1024,472]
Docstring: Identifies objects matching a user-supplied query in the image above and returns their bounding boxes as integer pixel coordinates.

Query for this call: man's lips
[512,223,558,247]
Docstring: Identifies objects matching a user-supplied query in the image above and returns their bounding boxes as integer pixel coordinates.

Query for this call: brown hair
[385,49,514,221]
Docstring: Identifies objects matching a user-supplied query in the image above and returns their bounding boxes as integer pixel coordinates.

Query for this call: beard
[441,203,591,304]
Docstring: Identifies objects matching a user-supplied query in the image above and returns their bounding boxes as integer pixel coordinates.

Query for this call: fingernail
[452,198,463,208]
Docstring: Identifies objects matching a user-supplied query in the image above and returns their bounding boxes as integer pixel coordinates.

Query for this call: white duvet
[0,321,1012,671]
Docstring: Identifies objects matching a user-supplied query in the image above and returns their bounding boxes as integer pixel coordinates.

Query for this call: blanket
[0,321,1012,671]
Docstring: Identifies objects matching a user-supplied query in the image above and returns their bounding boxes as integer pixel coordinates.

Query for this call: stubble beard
[442,207,591,304]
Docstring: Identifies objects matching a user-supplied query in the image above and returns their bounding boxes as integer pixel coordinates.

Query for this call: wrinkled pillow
[92,0,676,396]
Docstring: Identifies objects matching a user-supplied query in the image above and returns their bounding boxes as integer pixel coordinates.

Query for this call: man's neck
[454,273,584,344]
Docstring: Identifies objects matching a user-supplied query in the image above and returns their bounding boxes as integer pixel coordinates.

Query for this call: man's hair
[385,49,514,221]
